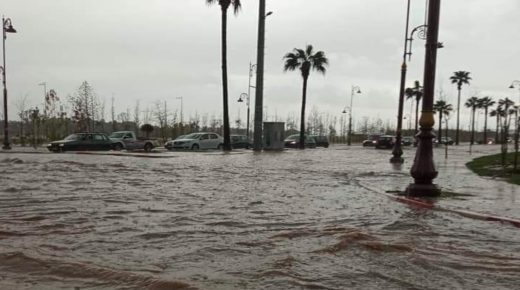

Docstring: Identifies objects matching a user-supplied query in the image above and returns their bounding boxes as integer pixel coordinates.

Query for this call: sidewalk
[356,143,520,227]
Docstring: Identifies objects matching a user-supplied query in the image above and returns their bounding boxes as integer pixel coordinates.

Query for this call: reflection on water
[1,146,519,289]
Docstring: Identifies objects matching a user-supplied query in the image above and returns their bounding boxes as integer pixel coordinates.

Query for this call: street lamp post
[390,0,430,163]
[346,86,361,146]
[247,63,257,138]
[176,96,183,124]
[237,93,250,137]
[405,0,442,197]
[2,16,16,150]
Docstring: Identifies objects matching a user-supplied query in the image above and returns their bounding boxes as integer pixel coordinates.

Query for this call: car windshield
[286,135,300,140]
[183,133,202,139]
[64,134,81,141]
[109,132,126,138]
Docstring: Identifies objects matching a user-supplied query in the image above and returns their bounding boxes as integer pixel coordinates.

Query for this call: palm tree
[433,100,453,142]
[498,98,515,166]
[206,0,241,151]
[405,80,423,135]
[489,107,504,144]
[283,45,328,149]
[465,96,481,145]
[450,71,472,145]
[479,96,495,144]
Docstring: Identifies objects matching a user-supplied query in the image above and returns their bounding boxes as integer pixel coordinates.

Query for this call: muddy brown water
[1,145,519,289]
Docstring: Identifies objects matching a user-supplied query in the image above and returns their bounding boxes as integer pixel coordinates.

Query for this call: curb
[357,180,520,229]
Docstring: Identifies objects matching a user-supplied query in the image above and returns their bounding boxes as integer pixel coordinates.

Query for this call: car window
[200,134,209,140]
[64,134,80,141]
[210,134,218,139]
[93,134,104,141]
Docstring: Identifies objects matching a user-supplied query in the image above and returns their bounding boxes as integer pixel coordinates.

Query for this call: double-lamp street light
[239,63,256,138]
[342,85,361,146]
[2,16,16,150]
[237,92,250,137]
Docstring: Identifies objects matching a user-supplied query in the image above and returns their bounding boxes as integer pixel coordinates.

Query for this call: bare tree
[134,100,140,133]
[69,81,98,132]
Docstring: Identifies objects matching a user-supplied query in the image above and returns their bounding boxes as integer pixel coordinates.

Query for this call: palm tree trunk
[220,7,231,151]
[471,108,475,145]
[483,108,488,144]
[496,114,499,143]
[438,111,442,143]
[299,76,308,149]
[456,88,461,145]
[253,0,266,151]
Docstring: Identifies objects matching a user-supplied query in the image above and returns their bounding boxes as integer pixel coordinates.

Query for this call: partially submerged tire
[217,144,223,150]
[113,143,123,151]
[144,143,153,152]
[191,144,199,150]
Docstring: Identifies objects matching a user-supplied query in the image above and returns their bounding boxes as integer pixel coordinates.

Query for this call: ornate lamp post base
[390,156,404,164]
[405,183,440,197]
[390,138,404,164]
[406,124,441,197]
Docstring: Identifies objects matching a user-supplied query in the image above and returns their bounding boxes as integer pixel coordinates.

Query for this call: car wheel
[191,144,199,150]
[217,144,223,150]
[113,143,123,151]
[144,143,153,152]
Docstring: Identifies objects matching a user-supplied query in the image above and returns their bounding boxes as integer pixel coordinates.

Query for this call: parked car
[435,136,454,145]
[230,135,252,149]
[109,131,159,152]
[375,135,395,149]
[284,134,317,148]
[47,133,114,152]
[362,134,381,147]
[310,135,329,148]
[164,135,187,151]
[402,136,414,146]
[170,132,224,150]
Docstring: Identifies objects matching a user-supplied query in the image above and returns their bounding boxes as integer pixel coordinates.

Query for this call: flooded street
[1,145,519,289]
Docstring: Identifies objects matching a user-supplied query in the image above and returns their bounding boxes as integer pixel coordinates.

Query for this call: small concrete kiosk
[263,122,285,150]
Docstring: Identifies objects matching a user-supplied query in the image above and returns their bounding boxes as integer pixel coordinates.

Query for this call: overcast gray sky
[2,0,520,129]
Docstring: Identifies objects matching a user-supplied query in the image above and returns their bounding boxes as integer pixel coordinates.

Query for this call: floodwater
[1,145,519,290]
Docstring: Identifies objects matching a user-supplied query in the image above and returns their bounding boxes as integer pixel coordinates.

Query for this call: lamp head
[5,24,16,33]
[356,89,362,94]
[342,109,347,114]
[265,11,273,17]
[510,84,515,89]
[237,97,243,103]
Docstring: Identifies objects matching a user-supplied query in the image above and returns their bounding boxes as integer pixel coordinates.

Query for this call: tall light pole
[237,92,250,137]
[391,0,435,163]
[176,96,183,134]
[346,85,361,146]
[247,63,256,137]
[2,16,16,150]
[253,0,273,151]
[406,0,442,197]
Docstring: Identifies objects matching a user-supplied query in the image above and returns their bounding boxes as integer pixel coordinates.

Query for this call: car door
[199,134,210,149]
[209,134,220,148]
[123,133,136,150]
[93,134,110,150]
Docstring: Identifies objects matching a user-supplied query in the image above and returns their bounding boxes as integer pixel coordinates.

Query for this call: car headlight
[59,144,65,147]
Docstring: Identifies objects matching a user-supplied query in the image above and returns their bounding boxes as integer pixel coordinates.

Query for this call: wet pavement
[0,144,519,289]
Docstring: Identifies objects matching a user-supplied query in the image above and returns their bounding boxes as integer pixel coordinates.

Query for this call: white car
[170,132,224,150]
